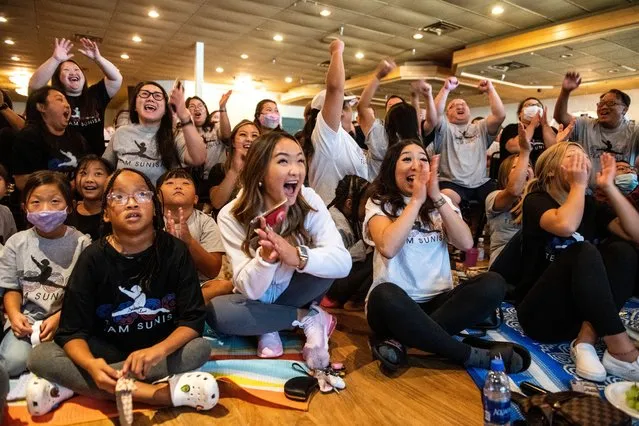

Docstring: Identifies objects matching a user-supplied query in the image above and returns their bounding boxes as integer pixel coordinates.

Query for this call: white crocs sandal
[168,372,219,411]
[26,375,73,417]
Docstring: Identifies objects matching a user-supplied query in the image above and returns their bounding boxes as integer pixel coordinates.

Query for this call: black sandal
[369,336,407,372]
[462,336,531,374]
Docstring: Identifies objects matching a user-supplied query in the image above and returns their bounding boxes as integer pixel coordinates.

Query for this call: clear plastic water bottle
[477,237,486,261]
[483,358,511,426]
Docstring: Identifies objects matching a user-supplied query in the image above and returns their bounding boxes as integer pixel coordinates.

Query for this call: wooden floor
[90,310,484,425]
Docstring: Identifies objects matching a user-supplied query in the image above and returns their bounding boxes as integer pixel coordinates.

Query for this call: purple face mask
[259,113,280,129]
[26,210,68,233]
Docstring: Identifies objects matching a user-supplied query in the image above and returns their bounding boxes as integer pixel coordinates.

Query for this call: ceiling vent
[420,21,462,36]
[487,61,529,72]
[73,33,103,44]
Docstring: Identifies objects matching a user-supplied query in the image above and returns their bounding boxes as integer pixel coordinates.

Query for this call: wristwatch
[0,103,8,111]
[296,245,309,270]
[433,196,447,208]
[180,116,194,126]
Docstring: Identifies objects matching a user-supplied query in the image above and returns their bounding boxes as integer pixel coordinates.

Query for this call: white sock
[168,372,219,411]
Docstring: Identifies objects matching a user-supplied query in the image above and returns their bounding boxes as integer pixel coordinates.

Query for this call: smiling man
[554,72,639,185]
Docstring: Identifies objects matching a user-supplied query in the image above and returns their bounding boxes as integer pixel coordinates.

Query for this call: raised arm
[411,80,435,136]
[539,150,588,237]
[322,39,346,132]
[596,153,639,243]
[218,90,232,142]
[171,85,206,166]
[478,80,506,135]
[358,59,397,135]
[492,123,532,212]
[431,77,459,131]
[29,38,74,92]
[554,72,581,127]
[77,38,122,98]
[539,107,557,148]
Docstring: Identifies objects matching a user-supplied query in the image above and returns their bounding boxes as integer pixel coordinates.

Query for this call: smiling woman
[102,81,207,185]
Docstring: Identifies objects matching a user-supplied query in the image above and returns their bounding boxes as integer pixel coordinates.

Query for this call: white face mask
[522,105,542,121]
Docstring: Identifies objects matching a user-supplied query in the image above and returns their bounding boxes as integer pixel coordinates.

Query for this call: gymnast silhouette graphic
[111,285,170,317]
[597,139,624,157]
[22,256,52,284]
[123,141,155,160]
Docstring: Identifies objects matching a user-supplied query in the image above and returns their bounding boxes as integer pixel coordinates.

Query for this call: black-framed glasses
[596,101,623,108]
[138,90,165,101]
[107,190,154,206]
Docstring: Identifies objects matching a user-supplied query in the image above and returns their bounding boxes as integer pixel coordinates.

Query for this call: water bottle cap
[490,357,505,372]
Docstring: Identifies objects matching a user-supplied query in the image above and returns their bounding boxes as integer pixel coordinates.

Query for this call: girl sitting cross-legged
[26,168,217,416]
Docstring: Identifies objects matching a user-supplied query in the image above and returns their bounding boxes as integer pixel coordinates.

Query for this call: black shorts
[439,179,497,204]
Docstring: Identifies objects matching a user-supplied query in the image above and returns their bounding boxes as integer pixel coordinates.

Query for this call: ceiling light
[9,69,31,97]
[0,17,7,23]
[132,35,142,43]
[4,39,14,45]
[240,53,249,59]
[355,51,364,59]
[560,53,572,58]
[10,56,20,61]
[273,34,283,42]
[413,33,423,40]
[491,5,504,15]
[609,69,620,73]
[216,67,224,73]
[621,65,637,72]
[148,9,159,18]
[320,9,331,17]
[285,76,293,83]
[120,53,129,59]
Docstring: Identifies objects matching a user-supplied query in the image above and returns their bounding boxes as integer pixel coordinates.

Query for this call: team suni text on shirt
[68,107,101,128]
[405,217,445,245]
[118,140,162,169]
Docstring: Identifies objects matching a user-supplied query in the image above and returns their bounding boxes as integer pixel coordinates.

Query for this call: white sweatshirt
[217,186,352,303]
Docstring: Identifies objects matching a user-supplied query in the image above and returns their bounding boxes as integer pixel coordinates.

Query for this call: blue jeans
[0,330,32,377]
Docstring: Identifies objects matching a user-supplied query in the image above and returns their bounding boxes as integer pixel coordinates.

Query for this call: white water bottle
[483,358,511,426]
[477,237,486,261]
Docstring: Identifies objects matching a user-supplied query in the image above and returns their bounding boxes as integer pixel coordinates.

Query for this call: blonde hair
[511,142,586,224]
[231,132,315,255]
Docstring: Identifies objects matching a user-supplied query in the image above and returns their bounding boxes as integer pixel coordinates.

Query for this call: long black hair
[369,139,434,225]
[128,81,180,171]
[385,102,420,147]
[185,96,212,132]
[100,168,165,292]
[327,175,369,240]
[300,108,320,163]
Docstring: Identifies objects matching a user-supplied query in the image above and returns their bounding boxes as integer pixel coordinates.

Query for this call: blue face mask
[614,173,639,195]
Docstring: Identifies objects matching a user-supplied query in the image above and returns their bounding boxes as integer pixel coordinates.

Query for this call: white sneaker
[570,340,606,382]
[602,350,639,381]
[292,303,335,370]
[26,375,74,416]
[257,332,283,358]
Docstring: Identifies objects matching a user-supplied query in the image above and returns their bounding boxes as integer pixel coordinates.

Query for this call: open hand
[166,208,193,244]
[78,38,101,61]
[561,150,589,188]
[517,122,533,153]
[255,223,299,267]
[52,38,74,62]
[596,153,616,191]
[169,83,189,121]
[411,161,429,205]
[427,155,441,201]
[556,118,575,143]
[562,72,581,92]
[219,90,232,109]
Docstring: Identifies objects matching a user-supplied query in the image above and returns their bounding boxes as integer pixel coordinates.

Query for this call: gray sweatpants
[208,272,333,335]
[27,337,211,400]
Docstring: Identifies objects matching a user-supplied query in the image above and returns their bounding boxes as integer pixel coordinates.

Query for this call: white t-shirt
[217,186,352,303]
[485,190,520,266]
[428,118,493,188]
[103,123,187,186]
[200,128,226,180]
[309,111,369,204]
[364,119,389,181]
[363,195,459,303]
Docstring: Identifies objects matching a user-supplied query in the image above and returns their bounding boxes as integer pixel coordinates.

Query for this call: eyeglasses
[617,165,637,174]
[107,190,154,206]
[596,101,623,108]
[138,90,165,101]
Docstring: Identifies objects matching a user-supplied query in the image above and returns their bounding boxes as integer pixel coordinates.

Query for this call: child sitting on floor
[66,155,113,240]
[26,168,217,416]
[0,171,91,377]
[157,168,232,302]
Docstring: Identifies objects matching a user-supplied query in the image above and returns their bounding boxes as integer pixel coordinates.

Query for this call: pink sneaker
[293,303,336,369]
[320,296,341,309]
[257,332,283,358]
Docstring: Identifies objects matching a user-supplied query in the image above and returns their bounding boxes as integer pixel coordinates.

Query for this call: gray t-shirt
[573,117,639,185]
[428,118,492,188]
[485,190,520,266]
[103,123,187,185]
[200,128,226,180]
[329,206,368,263]
[164,209,225,282]
[0,227,91,326]
[0,205,17,245]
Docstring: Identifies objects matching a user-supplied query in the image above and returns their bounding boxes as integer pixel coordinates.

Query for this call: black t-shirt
[516,191,615,303]
[206,163,240,218]
[12,123,90,180]
[55,231,206,353]
[500,123,557,166]
[63,80,111,156]
[66,206,106,241]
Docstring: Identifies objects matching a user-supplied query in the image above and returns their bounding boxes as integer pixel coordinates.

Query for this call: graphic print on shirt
[68,107,101,128]
[545,232,585,262]
[71,107,81,121]
[19,256,66,303]
[596,139,624,157]
[48,150,78,170]
[586,139,628,164]
[96,286,176,334]
[122,141,156,161]
[453,127,480,145]
[406,216,444,244]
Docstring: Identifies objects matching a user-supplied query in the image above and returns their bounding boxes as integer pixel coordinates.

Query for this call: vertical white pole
[194,41,204,96]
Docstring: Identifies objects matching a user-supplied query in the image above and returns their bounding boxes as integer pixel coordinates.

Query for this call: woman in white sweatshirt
[212,131,351,369]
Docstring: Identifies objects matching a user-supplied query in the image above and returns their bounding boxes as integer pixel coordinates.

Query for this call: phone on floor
[250,199,288,230]
[519,381,548,396]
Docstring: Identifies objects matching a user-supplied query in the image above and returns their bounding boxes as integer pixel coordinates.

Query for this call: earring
[258,181,263,187]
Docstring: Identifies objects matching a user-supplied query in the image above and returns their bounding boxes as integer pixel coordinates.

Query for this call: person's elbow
[455,234,474,252]
[376,242,400,259]
[185,151,206,166]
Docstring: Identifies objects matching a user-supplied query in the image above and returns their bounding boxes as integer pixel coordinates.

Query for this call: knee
[187,337,211,367]
[369,282,404,302]
[476,272,506,305]
[566,241,599,261]
[603,240,638,268]
[26,343,53,376]
[367,282,409,316]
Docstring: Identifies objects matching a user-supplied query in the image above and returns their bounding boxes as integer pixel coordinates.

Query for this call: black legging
[517,240,637,343]
[326,252,373,305]
[366,272,506,365]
